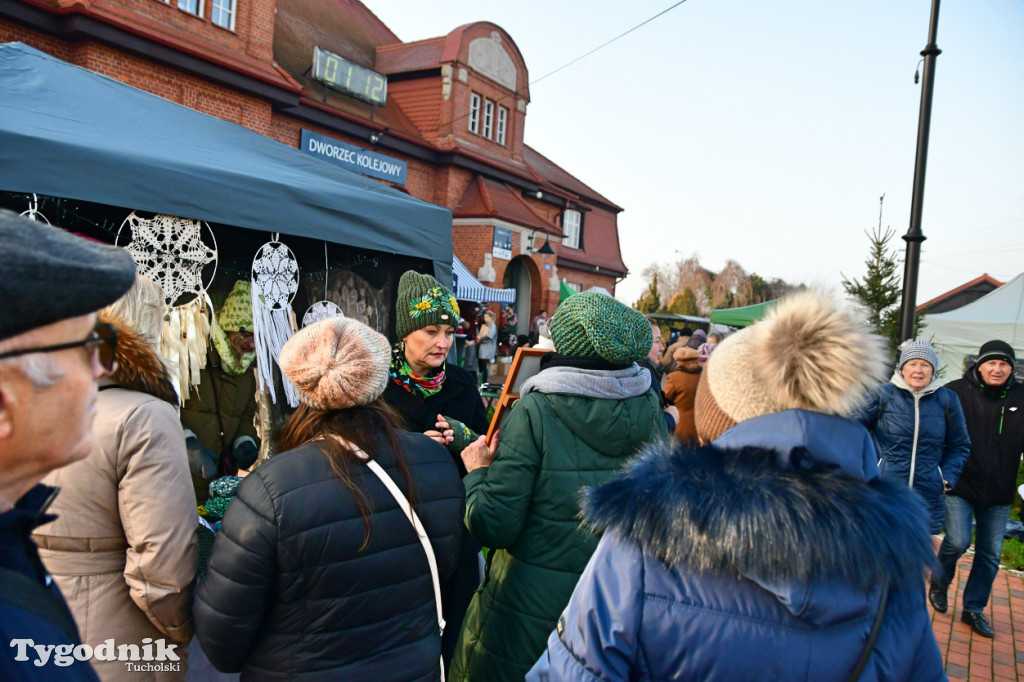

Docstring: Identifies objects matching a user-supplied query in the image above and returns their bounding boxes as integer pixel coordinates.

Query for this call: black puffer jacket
[946,368,1024,506]
[384,364,488,477]
[193,430,464,681]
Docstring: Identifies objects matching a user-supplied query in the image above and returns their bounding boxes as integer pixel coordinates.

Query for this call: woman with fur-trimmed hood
[527,291,945,682]
[35,276,197,681]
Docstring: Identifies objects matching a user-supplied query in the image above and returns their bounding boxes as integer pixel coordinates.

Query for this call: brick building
[0,0,628,324]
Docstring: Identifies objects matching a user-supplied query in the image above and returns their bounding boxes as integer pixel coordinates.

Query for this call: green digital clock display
[312,46,387,106]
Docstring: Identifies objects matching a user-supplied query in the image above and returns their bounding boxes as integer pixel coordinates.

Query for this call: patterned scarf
[389,341,446,399]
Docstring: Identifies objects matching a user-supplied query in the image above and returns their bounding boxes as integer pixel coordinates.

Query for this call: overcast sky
[369,1,1024,307]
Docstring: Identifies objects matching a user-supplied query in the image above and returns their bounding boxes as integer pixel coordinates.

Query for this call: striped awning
[452,256,517,304]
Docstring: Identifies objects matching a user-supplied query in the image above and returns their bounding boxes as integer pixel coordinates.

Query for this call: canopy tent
[559,280,577,303]
[0,42,453,284]
[708,300,778,328]
[452,256,516,304]
[923,272,1024,381]
[645,312,711,327]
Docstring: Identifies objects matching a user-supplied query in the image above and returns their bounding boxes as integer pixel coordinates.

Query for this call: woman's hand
[461,430,500,472]
[424,414,454,446]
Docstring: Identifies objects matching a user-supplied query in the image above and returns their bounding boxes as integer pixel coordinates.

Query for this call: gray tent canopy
[0,42,453,284]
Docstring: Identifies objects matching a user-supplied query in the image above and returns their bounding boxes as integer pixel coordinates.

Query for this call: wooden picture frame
[485,347,551,443]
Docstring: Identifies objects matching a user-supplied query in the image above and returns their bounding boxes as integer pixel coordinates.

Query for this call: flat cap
[0,209,136,341]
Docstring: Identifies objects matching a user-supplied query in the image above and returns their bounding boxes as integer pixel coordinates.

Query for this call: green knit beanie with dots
[218,280,253,332]
[395,270,460,339]
[549,291,652,364]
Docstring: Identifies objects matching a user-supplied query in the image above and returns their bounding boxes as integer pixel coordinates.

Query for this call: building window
[483,99,494,139]
[178,0,203,16]
[496,106,508,145]
[566,282,582,293]
[469,93,481,135]
[562,209,581,249]
[212,0,235,29]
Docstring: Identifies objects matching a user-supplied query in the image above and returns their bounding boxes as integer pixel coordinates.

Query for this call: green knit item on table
[549,291,652,364]
[395,270,459,339]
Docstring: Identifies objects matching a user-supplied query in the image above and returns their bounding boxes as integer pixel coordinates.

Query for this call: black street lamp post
[899,0,942,342]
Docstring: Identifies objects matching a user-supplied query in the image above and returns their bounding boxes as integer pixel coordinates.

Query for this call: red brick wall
[453,224,494,274]
[0,21,74,60]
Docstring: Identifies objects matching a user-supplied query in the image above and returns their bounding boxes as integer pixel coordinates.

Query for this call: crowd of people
[2,206,1023,681]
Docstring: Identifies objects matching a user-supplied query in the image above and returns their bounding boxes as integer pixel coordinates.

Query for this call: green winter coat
[450,361,667,682]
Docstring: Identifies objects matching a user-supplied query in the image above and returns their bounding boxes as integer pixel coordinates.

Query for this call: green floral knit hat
[218,280,253,332]
[549,291,652,364]
[395,270,460,339]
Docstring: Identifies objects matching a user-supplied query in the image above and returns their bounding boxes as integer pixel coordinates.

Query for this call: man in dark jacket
[931,340,1024,638]
[0,209,135,680]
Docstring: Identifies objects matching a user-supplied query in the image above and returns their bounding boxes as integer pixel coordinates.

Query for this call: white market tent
[451,256,516,304]
[923,272,1024,382]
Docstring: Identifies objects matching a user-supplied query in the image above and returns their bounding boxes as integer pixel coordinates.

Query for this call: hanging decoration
[302,242,344,327]
[20,193,52,225]
[160,295,214,405]
[251,235,300,406]
[116,211,218,403]
[116,212,218,307]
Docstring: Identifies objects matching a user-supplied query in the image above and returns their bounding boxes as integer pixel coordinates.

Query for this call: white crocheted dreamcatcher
[116,211,217,404]
[20,194,51,225]
[251,235,300,406]
[302,242,344,327]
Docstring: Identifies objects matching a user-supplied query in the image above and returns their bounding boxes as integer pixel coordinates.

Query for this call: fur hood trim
[99,312,177,405]
[583,441,935,588]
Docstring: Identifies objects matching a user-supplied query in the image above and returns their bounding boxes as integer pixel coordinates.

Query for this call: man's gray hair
[0,354,67,389]
[0,331,68,390]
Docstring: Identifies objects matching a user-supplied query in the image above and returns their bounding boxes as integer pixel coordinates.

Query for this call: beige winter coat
[34,318,197,681]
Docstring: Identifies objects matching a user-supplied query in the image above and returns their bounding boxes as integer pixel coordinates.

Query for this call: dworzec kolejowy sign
[301,129,407,185]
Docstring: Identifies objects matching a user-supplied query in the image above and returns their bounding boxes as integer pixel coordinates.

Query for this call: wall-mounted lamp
[369,127,388,145]
[534,190,543,200]
[527,230,556,255]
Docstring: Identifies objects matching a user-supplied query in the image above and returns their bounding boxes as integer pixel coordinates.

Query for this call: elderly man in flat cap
[0,209,135,680]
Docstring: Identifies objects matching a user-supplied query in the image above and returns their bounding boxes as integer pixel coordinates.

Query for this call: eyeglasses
[0,322,119,373]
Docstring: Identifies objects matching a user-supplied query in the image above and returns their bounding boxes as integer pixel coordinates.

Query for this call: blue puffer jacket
[854,373,971,533]
[527,411,945,682]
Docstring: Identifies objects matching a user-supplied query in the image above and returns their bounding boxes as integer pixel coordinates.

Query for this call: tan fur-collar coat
[34,315,197,681]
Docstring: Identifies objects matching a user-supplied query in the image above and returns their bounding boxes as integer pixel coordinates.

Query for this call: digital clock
[312,46,387,107]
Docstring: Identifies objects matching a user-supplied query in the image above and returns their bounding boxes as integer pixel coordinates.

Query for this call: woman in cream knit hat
[528,290,945,682]
[195,316,464,680]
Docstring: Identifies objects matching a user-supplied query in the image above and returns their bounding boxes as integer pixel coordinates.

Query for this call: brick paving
[928,551,1024,681]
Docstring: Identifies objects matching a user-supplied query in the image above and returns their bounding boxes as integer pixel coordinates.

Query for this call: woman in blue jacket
[855,340,971,534]
[527,292,946,682]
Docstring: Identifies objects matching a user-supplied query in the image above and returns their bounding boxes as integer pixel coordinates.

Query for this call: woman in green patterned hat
[382,269,489,669]
[449,291,668,682]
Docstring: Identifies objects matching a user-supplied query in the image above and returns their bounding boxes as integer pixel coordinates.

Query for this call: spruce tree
[842,195,923,356]
[634,272,662,313]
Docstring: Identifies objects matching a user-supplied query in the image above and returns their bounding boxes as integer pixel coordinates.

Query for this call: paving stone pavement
[928,552,1024,681]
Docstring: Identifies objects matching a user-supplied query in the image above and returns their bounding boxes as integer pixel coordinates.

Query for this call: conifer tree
[634,272,662,313]
[667,288,698,316]
[842,195,923,356]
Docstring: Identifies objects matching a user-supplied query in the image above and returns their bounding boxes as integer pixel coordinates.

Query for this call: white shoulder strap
[360,451,447,681]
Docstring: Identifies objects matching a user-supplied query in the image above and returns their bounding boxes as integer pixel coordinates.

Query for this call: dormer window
[469,93,481,134]
[562,209,581,249]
